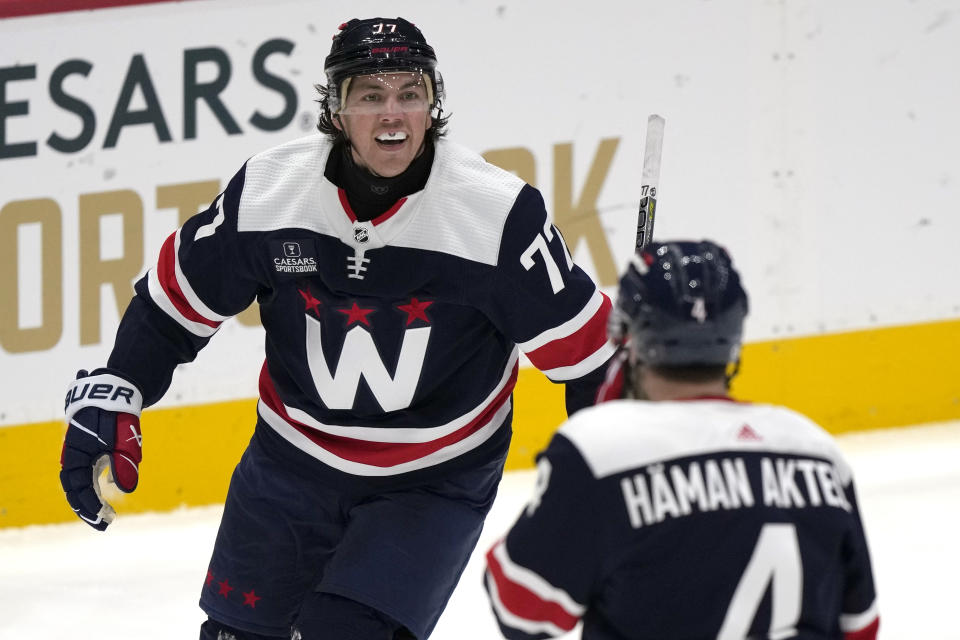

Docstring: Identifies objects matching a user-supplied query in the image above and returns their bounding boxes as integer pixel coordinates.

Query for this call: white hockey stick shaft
[635,114,665,252]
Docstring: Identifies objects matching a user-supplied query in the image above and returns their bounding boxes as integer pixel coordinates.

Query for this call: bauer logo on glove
[60,369,144,531]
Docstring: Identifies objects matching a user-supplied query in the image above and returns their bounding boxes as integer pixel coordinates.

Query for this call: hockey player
[483,240,879,640]
[59,17,614,640]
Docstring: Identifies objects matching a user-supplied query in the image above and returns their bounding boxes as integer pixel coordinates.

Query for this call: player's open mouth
[376,131,407,147]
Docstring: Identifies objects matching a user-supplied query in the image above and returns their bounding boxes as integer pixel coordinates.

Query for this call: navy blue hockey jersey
[108,135,614,476]
[484,398,879,640]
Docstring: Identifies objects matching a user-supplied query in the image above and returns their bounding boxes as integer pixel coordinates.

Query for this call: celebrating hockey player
[483,240,879,640]
[58,17,614,640]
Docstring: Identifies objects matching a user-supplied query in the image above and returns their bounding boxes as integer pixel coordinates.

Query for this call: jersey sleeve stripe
[517,289,607,353]
[485,572,569,638]
[257,361,517,474]
[840,599,879,638]
[520,291,612,371]
[148,231,224,336]
[172,229,230,322]
[158,233,220,327]
[843,617,879,640]
[538,340,617,382]
[491,539,586,615]
[147,266,219,338]
[484,539,583,635]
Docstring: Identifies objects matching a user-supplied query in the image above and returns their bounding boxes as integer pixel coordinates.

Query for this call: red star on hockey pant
[205,570,214,586]
[218,579,234,598]
[243,590,262,608]
[397,298,433,325]
[337,302,374,326]
[299,288,322,317]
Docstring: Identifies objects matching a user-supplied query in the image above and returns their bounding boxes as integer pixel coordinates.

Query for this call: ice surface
[2,421,958,639]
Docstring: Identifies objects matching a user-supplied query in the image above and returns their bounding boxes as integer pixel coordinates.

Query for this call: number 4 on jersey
[718,523,803,640]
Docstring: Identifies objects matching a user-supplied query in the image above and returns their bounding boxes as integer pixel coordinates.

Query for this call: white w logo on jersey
[304,314,430,412]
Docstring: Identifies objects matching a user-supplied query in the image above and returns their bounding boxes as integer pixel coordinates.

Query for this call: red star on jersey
[243,590,261,608]
[218,579,234,598]
[205,570,214,586]
[299,288,322,317]
[397,298,433,325]
[338,302,374,326]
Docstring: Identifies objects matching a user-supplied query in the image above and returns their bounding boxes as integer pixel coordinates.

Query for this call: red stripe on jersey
[258,362,517,467]
[156,233,220,329]
[525,293,612,371]
[337,189,358,223]
[485,544,579,632]
[337,188,407,226]
[370,197,408,225]
[844,617,879,640]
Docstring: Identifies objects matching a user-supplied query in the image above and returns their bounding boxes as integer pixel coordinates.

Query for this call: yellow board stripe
[3,318,958,529]
[734,318,960,432]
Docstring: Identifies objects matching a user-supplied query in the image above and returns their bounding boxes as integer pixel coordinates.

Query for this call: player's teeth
[376,132,407,141]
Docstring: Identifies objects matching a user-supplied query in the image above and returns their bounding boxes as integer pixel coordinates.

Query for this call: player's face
[334,72,433,178]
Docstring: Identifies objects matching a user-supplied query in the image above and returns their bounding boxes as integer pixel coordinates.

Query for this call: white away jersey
[485,398,879,640]
[109,134,614,477]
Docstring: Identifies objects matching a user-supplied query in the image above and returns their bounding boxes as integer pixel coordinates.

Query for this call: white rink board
[1,0,959,425]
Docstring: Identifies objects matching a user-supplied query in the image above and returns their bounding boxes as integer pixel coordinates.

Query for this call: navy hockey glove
[60,369,143,531]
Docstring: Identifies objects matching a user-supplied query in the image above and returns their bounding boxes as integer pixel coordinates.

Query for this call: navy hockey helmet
[324,17,444,113]
[611,240,748,367]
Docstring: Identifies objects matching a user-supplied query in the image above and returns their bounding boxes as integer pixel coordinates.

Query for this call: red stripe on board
[259,362,517,468]
[156,232,221,329]
[526,293,612,371]
[485,543,580,632]
[0,0,193,19]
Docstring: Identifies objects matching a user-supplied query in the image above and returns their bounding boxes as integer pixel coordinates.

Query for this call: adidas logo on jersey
[737,424,762,441]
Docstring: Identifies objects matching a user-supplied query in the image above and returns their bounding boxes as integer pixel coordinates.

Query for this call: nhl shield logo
[354,227,369,243]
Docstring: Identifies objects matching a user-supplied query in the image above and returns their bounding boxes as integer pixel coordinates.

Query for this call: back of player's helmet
[612,240,748,370]
[323,17,444,114]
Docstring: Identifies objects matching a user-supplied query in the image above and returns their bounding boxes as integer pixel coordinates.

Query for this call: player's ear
[332,114,343,132]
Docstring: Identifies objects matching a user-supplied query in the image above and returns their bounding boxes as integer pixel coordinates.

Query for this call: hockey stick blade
[635,114,665,252]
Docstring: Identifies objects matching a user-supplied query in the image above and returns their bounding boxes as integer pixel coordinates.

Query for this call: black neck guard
[325,140,434,222]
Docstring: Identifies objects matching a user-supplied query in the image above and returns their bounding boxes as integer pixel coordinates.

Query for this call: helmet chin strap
[723,359,741,389]
[623,352,647,400]
[626,367,650,401]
